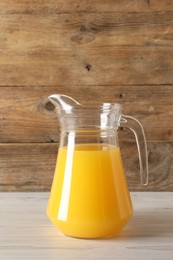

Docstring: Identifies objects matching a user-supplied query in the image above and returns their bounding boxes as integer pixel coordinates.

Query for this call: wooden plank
[0,13,173,86]
[1,46,173,86]
[121,142,173,191]
[0,143,58,192]
[0,142,172,191]
[1,1,173,14]
[0,193,173,259]
[0,1,151,14]
[0,85,173,143]
[151,0,173,11]
[1,12,173,49]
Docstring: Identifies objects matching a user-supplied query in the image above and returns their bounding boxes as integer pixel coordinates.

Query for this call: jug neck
[54,104,122,132]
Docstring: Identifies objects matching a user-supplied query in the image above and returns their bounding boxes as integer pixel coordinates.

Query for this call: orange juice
[47,144,133,238]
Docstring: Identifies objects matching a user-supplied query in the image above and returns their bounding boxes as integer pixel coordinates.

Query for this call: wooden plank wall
[0,0,173,191]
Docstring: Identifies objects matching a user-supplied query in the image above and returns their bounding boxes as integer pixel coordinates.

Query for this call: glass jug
[47,94,148,239]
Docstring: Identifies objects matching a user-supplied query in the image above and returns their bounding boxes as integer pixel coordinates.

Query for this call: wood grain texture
[0,143,57,191]
[0,142,172,191]
[151,0,173,11]
[0,1,154,14]
[1,0,173,14]
[0,12,173,86]
[0,192,173,259]
[0,85,173,143]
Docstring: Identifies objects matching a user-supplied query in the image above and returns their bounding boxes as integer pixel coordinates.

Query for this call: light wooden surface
[0,192,173,260]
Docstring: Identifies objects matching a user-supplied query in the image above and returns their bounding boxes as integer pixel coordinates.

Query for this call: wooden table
[0,192,173,259]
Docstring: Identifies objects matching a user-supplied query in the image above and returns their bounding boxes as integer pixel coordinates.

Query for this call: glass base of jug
[47,212,133,239]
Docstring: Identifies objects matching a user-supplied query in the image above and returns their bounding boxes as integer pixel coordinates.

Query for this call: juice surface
[47,144,133,238]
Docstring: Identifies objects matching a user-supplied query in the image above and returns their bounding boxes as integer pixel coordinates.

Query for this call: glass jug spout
[48,94,122,131]
[48,94,83,112]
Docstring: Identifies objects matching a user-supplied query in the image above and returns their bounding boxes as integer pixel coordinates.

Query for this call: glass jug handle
[120,114,148,186]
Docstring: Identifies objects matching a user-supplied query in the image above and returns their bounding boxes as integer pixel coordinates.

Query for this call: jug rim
[48,94,122,113]
[55,103,122,112]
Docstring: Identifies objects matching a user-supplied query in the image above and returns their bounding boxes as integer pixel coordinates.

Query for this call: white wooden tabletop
[0,192,173,260]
